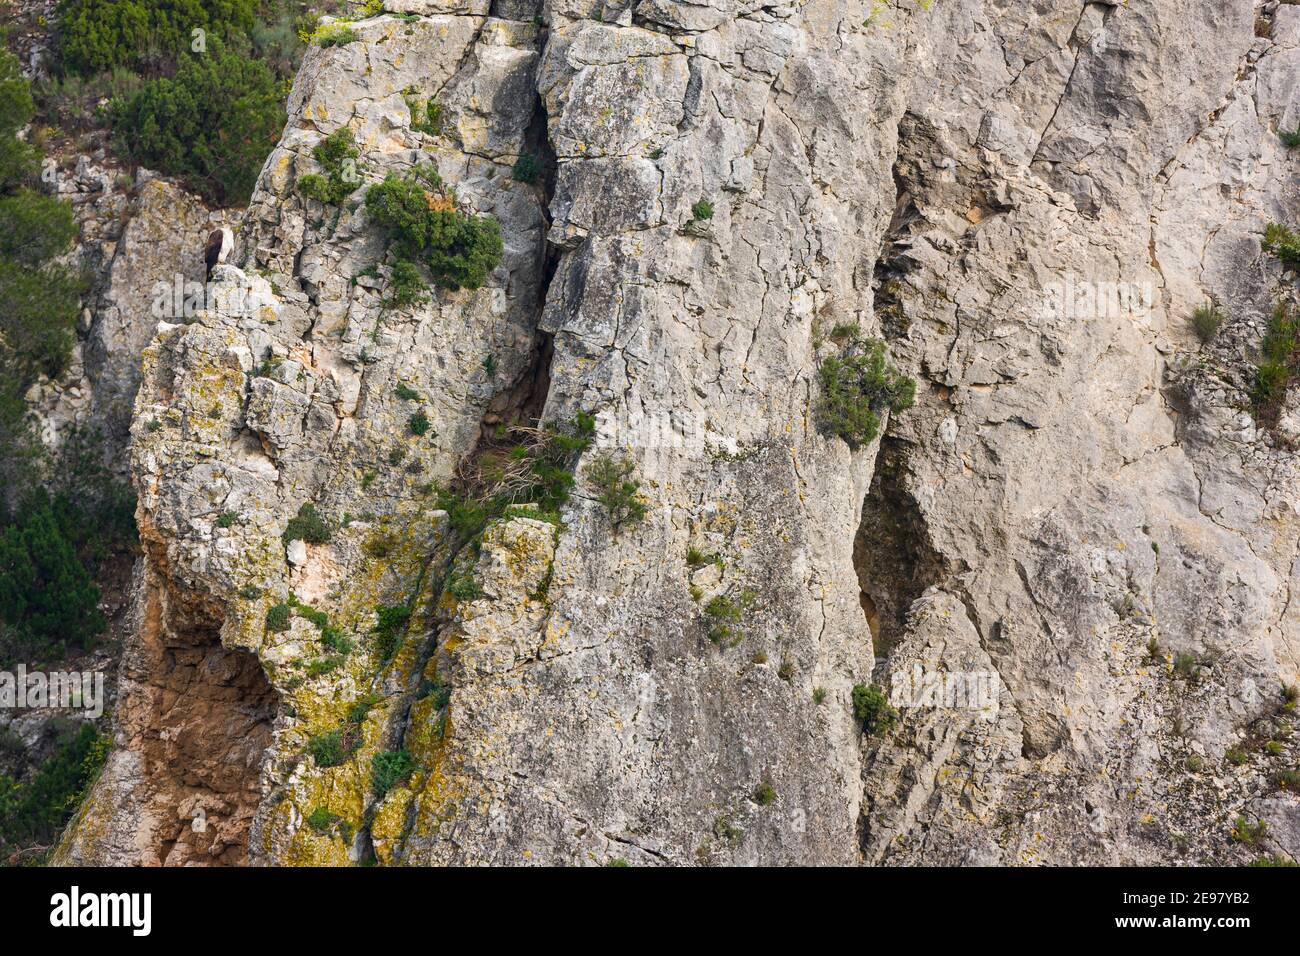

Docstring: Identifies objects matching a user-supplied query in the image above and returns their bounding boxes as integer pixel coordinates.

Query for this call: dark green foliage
[297,127,359,205]
[511,153,538,184]
[1191,303,1223,344]
[387,259,428,307]
[691,199,714,220]
[305,806,343,834]
[0,189,78,267]
[265,602,292,632]
[1249,854,1298,867]
[0,722,109,854]
[851,683,897,736]
[751,779,776,806]
[1253,301,1300,425]
[307,729,354,768]
[394,382,421,401]
[817,332,915,448]
[0,52,38,190]
[365,168,503,292]
[216,511,237,528]
[586,451,647,532]
[704,595,743,645]
[305,655,343,677]
[284,502,331,544]
[1226,746,1248,766]
[320,626,354,655]
[0,495,106,657]
[372,602,411,661]
[0,51,84,475]
[370,749,414,797]
[444,572,482,602]
[110,45,286,204]
[1282,129,1300,149]
[1263,222,1300,269]
[56,0,259,75]
[408,411,431,436]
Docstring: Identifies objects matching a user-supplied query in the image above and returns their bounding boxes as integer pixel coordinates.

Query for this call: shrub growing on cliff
[297,127,360,205]
[365,166,503,292]
[1252,301,1300,425]
[817,331,915,449]
[370,749,414,797]
[586,451,647,532]
[1191,303,1223,343]
[283,502,331,544]
[110,45,286,205]
[851,683,897,736]
[1263,222,1300,269]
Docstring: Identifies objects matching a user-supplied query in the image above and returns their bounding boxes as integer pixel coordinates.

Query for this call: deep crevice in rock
[853,437,950,660]
[129,554,280,865]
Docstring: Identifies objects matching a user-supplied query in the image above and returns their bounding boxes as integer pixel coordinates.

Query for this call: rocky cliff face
[52,0,1300,865]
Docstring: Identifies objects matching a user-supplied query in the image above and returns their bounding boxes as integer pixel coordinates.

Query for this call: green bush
[691,198,714,221]
[0,722,109,854]
[284,502,331,544]
[297,127,359,205]
[365,167,503,292]
[751,779,776,806]
[851,683,897,736]
[0,52,38,190]
[817,332,915,448]
[372,602,411,661]
[265,602,292,632]
[408,411,431,436]
[444,572,482,601]
[1263,222,1300,268]
[311,23,359,47]
[370,749,414,797]
[1252,301,1300,424]
[511,153,538,183]
[1282,129,1300,149]
[307,729,355,768]
[56,0,259,75]
[0,495,106,657]
[1230,816,1268,846]
[1191,303,1223,344]
[586,451,647,532]
[110,45,285,205]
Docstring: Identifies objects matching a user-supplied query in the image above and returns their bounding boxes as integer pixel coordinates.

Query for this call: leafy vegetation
[586,451,647,532]
[751,779,776,806]
[1230,816,1268,847]
[370,749,414,797]
[0,722,109,860]
[817,330,915,448]
[511,153,538,184]
[1191,303,1222,343]
[265,603,293,632]
[408,411,431,436]
[1252,301,1300,425]
[365,165,503,293]
[1263,222,1300,268]
[55,0,259,75]
[691,199,714,221]
[297,126,359,205]
[109,44,286,204]
[371,602,411,662]
[283,502,331,544]
[852,683,897,736]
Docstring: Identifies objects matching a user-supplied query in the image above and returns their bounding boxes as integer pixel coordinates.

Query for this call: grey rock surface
[54,0,1300,866]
